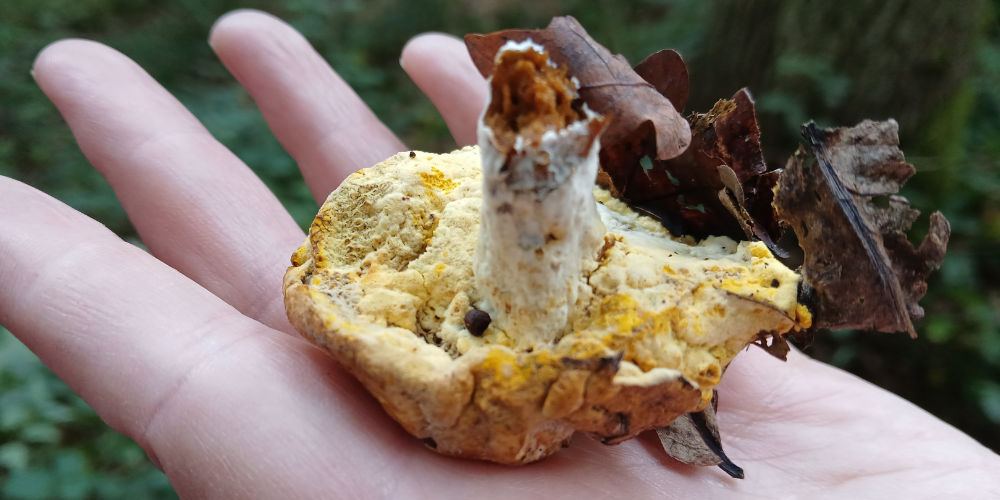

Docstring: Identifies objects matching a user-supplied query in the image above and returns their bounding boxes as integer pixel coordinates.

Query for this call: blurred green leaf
[980,381,1000,424]
[2,468,54,500]
[20,424,60,444]
[0,326,175,498]
[925,317,955,343]
[0,442,30,471]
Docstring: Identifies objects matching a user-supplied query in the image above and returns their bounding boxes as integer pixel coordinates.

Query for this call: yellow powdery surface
[294,146,808,398]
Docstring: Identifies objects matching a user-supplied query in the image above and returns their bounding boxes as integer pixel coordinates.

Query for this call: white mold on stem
[473,41,607,346]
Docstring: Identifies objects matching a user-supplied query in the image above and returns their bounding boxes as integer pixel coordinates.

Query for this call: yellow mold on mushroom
[283,145,806,464]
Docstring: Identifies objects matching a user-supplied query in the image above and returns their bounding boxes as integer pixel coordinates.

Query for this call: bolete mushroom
[283,41,810,464]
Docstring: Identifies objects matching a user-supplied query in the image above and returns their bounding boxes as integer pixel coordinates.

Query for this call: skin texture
[1,9,997,499]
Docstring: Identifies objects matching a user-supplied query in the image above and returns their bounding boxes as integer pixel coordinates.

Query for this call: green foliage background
[0,0,997,497]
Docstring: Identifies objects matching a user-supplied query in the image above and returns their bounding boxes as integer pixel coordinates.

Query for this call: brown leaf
[600,89,783,254]
[694,88,767,182]
[655,391,744,479]
[633,49,689,113]
[718,182,753,240]
[465,16,691,160]
[745,170,784,243]
[717,164,788,257]
[635,189,742,239]
[774,120,950,337]
[751,331,791,361]
[787,326,815,350]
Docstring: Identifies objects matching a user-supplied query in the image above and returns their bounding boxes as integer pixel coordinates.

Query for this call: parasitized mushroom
[282,40,811,466]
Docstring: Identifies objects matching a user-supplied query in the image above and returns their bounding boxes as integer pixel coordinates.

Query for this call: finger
[32,39,304,335]
[0,177,413,498]
[712,346,998,495]
[0,176,582,498]
[209,10,406,203]
[401,33,488,147]
[0,175,269,452]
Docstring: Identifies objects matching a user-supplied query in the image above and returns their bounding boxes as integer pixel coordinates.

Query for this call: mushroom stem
[474,40,607,346]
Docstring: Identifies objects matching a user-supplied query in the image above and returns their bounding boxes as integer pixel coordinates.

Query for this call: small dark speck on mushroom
[465,309,492,337]
[771,279,780,288]
[409,151,416,158]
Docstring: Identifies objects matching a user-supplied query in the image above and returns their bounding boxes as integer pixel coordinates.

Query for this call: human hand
[2,10,998,499]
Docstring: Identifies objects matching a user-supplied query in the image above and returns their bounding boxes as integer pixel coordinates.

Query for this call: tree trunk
[689,0,987,158]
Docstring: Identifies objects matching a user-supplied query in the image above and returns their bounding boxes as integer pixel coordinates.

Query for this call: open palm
[2,10,997,499]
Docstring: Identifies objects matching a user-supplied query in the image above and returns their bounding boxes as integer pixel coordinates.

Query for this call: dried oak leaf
[746,170,784,245]
[656,391,744,479]
[751,330,791,361]
[774,120,950,337]
[633,49,689,113]
[718,165,786,257]
[465,16,691,160]
[601,88,783,253]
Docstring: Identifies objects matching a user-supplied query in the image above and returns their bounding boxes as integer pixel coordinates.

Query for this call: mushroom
[283,41,811,464]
